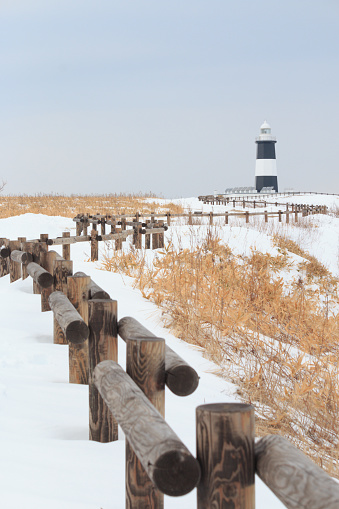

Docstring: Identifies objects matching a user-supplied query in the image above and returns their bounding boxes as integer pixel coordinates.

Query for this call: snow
[3,198,339,508]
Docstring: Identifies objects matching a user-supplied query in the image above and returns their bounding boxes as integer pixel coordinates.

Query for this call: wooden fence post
[209,212,213,225]
[295,210,298,222]
[126,337,165,508]
[166,212,171,226]
[278,210,282,222]
[196,403,255,509]
[265,210,268,223]
[188,211,192,225]
[53,258,73,344]
[145,221,151,249]
[67,274,90,384]
[40,250,57,312]
[158,221,164,249]
[91,229,99,261]
[225,212,228,225]
[61,231,70,260]
[152,222,159,250]
[245,211,249,224]
[9,240,21,283]
[88,299,118,442]
[0,239,9,277]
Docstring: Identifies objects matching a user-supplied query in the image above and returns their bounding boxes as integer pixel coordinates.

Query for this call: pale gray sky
[1,0,338,196]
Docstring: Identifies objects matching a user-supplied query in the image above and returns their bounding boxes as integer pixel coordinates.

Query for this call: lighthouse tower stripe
[255,121,278,192]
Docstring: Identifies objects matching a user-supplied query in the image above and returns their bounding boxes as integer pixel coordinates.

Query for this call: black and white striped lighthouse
[255,121,278,193]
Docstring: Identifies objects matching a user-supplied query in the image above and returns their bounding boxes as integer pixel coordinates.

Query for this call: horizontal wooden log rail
[118,316,199,396]
[94,360,201,497]
[48,291,89,344]
[255,435,339,509]
[10,249,33,264]
[26,262,54,288]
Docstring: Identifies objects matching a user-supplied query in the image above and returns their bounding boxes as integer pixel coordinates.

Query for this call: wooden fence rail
[0,226,338,508]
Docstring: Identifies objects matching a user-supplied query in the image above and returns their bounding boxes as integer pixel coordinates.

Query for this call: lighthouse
[255,121,278,193]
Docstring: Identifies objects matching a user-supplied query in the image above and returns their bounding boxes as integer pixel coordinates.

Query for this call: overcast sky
[1,0,338,197]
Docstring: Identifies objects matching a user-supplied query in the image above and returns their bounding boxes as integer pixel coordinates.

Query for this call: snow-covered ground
[1,194,339,509]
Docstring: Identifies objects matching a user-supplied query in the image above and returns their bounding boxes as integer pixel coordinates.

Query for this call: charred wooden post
[255,435,339,509]
[73,271,110,299]
[118,317,199,396]
[21,241,38,282]
[110,216,116,234]
[196,403,255,509]
[48,291,89,343]
[126,337,165,508]
[145,221,151,249]
[91,229,99,262]
[26,262,53,288]
[88,299,118,443]
[67,274,90,384]
[53,258,73,345]
[75,215,83,236]
[94,360,201,496]
[9,240,21,283]
[62,232,71,260]
[83,215,89,236]
[0,239,9,277]
[115,227,123,251]
[100,218,106,236]
[158,221,164,249]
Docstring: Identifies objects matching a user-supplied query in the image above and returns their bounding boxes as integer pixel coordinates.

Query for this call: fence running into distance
[0,217,338,508]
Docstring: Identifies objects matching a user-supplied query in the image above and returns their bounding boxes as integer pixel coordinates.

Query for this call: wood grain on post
[126,337,165,509]
[48,291,89,343]
[40,248,57,312]
[88,299,118,443]
[152,222,159,250]
[74,271,110,299]
[91,229,99,261]
[26,262,53,288]
[62,232,71,260]
[255,435,339,509]
[94,360,201,496]
[145,221,151,249]
[67,274,90,384]
[196,403,255,509]
[53,258,73,345]
[158,221,164,249]
[9,240,21,282]
[118,317,199,396]
[0,239,9,277]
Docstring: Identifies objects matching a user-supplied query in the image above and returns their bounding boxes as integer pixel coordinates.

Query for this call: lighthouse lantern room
[255,121,278,193]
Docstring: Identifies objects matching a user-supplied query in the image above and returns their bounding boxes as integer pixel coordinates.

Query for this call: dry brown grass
[101,227,339,475]
[0,194,183,219]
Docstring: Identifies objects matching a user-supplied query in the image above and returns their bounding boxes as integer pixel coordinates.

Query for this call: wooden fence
[0,233,339,508]
[72,203,327,237]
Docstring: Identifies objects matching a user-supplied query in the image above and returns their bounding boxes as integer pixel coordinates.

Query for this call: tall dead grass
[101,226,339,474]
[0,194,183,218]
